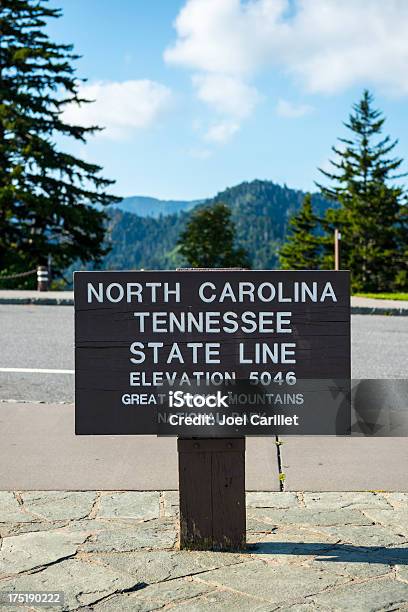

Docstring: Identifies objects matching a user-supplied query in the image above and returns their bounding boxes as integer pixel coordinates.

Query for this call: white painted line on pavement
[0,367,74,374]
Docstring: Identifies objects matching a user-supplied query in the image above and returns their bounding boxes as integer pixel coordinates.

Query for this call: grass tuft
[354,292,408,301]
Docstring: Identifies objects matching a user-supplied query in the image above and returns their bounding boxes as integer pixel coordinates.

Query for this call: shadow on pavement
[249,542,408,564]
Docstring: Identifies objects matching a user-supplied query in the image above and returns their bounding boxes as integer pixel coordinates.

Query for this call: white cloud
[193,73,259,141]
[193,74,259,119]
[165,0,408,135]
[63,80,172,141]
[276,99,313,118]
[164,0,286,76]
[204,120,240,143]
[280,1,408,95]
[165,0,275,142]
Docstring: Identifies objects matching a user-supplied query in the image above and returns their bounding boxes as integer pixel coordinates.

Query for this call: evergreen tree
[178,202,250,268]
[0,0,119,287]
[316,90,407,292]
[279,194,321,269]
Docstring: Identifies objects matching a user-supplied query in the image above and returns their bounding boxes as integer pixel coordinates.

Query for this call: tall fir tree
[316,90,407,292]
[0,0,119,287]
[279,194,321,269]
[178,202,250,269]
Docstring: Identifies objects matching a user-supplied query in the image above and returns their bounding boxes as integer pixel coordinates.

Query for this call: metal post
[334,228,341,271]
[37,266,49,291]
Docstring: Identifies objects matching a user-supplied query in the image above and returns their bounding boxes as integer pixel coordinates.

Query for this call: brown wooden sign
[75,270,350,436]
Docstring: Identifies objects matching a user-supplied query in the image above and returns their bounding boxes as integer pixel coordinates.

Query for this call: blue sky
[48,0,408,200]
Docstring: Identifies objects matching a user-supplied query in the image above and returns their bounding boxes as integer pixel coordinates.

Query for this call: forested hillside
[92,180,331,272]
[103,209,187,270]
[213,180,330,269]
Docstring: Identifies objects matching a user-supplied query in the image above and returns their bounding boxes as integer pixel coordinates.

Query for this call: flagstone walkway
[1,491,408,611]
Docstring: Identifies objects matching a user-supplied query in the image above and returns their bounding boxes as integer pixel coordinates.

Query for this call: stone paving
[0,491,408,611]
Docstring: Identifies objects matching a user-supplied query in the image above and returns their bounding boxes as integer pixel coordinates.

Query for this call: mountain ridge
[98,179,331,271]
[114,195,201,217]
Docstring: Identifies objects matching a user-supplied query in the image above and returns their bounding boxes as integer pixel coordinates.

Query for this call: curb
[0,297,74,306]
[1,297,408,315]
[351,306,408,316]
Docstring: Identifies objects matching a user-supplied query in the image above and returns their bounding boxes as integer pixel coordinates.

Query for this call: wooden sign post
[178,438,245,550]
[177,268,246,551]
[74,270,350,552]
[334,228,341,271]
